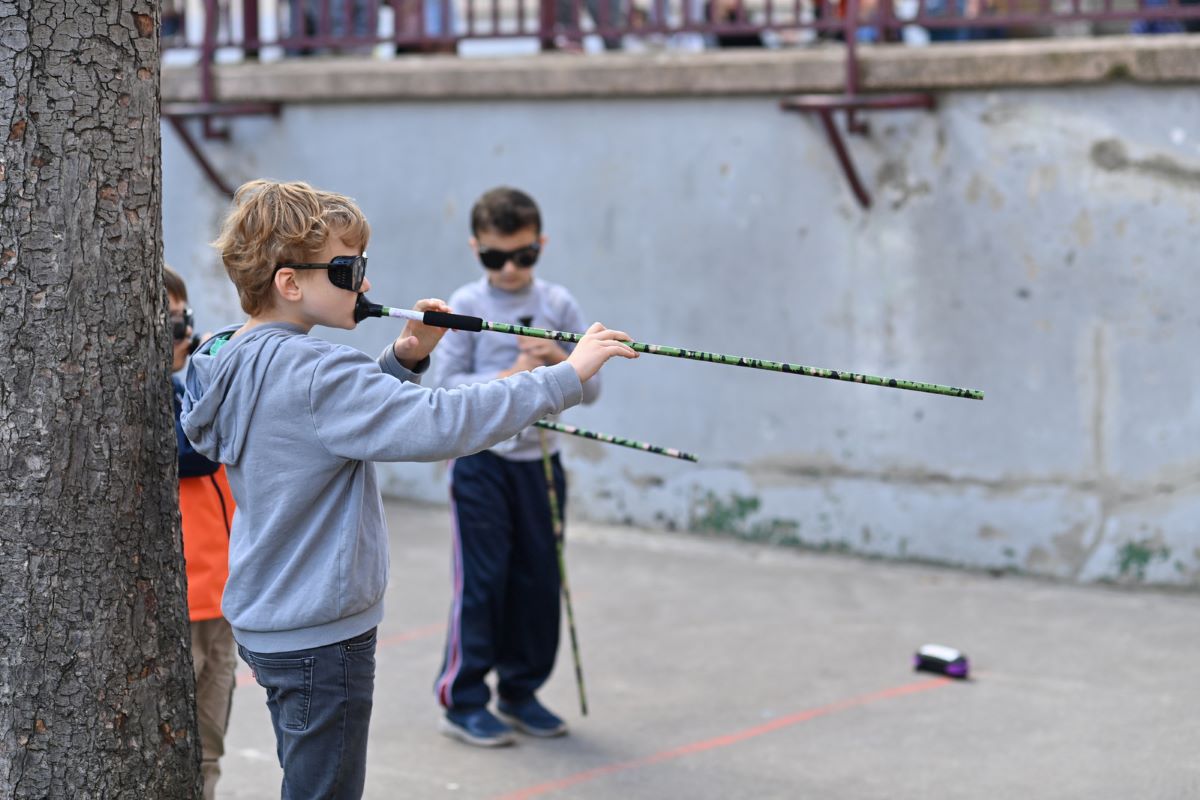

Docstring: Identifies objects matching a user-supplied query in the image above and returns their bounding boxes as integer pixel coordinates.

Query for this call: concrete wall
[162,42,1200,584]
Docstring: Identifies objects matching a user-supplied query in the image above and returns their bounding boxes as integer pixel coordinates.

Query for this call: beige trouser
[191,617,237,800]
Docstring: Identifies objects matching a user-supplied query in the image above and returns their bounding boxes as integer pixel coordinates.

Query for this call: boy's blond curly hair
[212,180,371,315]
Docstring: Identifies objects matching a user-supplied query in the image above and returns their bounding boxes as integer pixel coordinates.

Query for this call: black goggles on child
[275,254,368,292]
[477,243,540,270]
[170,308,194,342]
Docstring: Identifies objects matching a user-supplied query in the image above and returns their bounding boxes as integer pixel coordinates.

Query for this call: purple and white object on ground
[913,644,970,679]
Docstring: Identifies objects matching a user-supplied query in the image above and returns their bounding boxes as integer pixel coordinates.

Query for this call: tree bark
[0,2,201,797]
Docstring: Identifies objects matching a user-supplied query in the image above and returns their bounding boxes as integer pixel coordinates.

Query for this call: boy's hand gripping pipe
[355,297,984,401]
[533,420,699,462]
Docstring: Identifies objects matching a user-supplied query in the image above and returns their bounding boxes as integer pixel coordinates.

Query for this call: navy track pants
[435,449,566,710]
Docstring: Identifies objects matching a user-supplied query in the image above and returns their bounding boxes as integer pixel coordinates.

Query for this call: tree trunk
[0,2,201,797]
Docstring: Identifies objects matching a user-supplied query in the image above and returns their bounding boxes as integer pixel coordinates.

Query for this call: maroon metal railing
[161,0,1200,57]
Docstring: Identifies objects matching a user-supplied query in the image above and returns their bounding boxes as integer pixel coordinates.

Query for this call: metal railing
[161,0,1200,59]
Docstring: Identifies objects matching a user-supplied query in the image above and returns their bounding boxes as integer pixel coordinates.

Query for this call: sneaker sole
[496,710,569,738]
[438,717,516,748]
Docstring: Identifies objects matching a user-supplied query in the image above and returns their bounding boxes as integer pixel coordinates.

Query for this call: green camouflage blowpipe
[537,428,588,716]
[357,298,983,400]
[534,419,699,462]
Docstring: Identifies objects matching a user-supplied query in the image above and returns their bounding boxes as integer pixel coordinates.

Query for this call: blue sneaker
[496,696,568,738]
[439,707,516,747]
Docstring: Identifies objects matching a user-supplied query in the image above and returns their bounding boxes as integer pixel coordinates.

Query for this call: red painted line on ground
[492,676,953,800]
[235,620,447,687]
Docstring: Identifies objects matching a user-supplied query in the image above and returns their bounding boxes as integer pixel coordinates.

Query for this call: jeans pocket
[343,627,377,653]
[248,654,314,732]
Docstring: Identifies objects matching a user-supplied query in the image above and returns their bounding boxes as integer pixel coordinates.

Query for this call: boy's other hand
[498,351,541,378]
[519,337,567,366]
[566,322,637,382]
[393,298,452,369]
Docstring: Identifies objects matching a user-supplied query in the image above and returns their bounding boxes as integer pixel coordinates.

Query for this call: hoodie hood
[181,322,307,466]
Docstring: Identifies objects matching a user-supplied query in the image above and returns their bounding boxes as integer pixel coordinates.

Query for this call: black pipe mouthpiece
[354,295,384,323]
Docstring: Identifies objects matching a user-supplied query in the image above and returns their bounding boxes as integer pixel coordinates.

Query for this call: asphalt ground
[218,499,1200,799]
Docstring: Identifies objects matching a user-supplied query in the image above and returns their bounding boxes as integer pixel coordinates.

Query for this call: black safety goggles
[275,254,367,293]
[477,243,540,271]
[170,308,194,342]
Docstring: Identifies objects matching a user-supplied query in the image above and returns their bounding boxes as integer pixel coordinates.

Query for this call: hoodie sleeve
[378,342,429,382]
[309,346,584,463]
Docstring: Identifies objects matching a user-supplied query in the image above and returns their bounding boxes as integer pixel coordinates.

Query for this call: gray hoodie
[181,321,583,652]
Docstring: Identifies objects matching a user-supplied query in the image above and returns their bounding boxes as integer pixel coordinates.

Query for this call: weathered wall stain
[1091,138,1200,191]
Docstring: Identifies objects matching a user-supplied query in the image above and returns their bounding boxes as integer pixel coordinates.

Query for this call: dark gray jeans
[239,628,378,800]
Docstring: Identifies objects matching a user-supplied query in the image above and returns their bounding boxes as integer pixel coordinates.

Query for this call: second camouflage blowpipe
[355,297,984,400]
[534,419,698,462]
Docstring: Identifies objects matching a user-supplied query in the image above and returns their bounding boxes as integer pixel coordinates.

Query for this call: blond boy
[180,180,635,799]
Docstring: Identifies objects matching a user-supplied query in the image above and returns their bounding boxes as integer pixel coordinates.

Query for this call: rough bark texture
[0,1,201,797]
